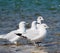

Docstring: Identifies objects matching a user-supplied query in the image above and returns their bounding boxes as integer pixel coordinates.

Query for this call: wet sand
[0,42,59,53]
[0,45,48,53]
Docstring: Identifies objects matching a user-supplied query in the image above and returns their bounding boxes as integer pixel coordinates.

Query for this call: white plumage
[37,16,44,28]
[0,21,26,43]
[23,21,39,41]
[22,21,49,42]
[37,16,44,24]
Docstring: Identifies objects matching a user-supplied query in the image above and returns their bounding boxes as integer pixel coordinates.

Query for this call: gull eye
[40,18,41,19]
[44,25,46,27]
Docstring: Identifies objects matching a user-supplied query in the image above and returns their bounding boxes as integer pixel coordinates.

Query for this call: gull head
[18,21,27,33]
[19,21,26,28]
[37,16,44,20]
[40,23,49,29]
[37,16,44,24]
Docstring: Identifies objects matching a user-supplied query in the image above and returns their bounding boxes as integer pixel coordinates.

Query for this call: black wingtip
[15,33,22,36]
[22,36,27,39]
[15,33,27,39]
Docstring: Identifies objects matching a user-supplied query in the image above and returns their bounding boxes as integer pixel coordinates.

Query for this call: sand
[0,45,48,53]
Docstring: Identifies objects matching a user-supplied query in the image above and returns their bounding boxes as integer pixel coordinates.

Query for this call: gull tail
[0,35,4,38]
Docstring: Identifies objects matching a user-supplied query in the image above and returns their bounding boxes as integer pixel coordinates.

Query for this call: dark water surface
[0,0,60,53]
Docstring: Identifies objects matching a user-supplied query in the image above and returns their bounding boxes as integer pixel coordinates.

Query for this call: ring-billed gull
[33,23,49,41]
[37,16,44,24]
[0,21,27,44]
[24,21,38,40]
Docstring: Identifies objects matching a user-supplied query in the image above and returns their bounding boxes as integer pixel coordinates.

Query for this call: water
[0,0,60,53]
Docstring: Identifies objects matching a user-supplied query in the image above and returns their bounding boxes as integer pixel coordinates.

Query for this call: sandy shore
[0,43,59,53]
[0,45,48,53]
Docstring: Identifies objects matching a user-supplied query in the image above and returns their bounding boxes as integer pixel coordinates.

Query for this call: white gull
[0,21,26,44]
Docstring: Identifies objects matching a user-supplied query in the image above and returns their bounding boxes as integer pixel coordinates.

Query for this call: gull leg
[16,42,19,46]
[14,41,19,46]
[34,42,37,46]
[31,41,39,47]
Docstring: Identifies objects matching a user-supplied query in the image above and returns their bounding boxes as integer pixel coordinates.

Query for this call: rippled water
[0,0,60,53]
